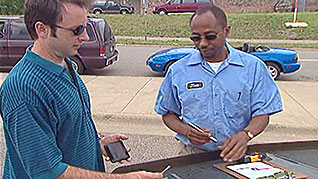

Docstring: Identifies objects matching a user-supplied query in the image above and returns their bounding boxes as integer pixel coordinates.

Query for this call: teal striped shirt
[0,46,105,178]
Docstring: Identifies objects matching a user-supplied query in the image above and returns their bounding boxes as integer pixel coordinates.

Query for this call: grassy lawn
[117,38,318,49]
[94,12,318,40]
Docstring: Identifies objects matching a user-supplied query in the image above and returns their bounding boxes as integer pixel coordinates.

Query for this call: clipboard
[213,160,308,179]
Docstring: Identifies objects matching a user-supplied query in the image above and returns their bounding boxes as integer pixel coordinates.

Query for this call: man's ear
[34,21,50,38]
[224,25,231,38]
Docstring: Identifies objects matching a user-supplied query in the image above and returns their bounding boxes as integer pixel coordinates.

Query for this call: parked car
[89,0,135,14]
[146,43,301,80]
[0,16,118,74]
[153,0,213,15]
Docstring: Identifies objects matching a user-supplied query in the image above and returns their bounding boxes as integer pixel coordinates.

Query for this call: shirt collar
[187,42,244,67]
[24,45,67,74]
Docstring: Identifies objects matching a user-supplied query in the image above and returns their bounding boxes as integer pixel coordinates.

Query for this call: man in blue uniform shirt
[155,5,283,162]
[0,0,162,178]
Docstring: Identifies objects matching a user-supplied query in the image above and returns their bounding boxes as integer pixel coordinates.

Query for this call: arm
[58,166,162,179]
[218,114,269,161]
[163,112,211,145]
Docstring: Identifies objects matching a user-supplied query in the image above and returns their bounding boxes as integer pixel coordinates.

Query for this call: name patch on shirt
[186,81,204,90]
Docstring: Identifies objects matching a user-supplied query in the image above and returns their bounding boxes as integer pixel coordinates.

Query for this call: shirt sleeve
[251,61,283,118]
[155,69,182,116]
[3,102,67,178]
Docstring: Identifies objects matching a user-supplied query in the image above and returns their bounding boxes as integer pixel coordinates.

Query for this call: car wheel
[158,9,167,15]
[94,10,102,14]
[120,10,128,14]
[70,56,84,74]
[164,61,175,76]
[266,62,281,80]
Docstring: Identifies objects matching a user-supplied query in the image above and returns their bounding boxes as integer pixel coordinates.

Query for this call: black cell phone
[104,140,130,163]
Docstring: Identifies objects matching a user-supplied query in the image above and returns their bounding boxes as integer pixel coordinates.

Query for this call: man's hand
[123,171,163,179]
[186,126,211,145]
[218,131,249,162]
[100,133,131,163]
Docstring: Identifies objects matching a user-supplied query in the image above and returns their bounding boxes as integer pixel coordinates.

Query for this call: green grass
[117,38,318,49]
[93,12,318,40]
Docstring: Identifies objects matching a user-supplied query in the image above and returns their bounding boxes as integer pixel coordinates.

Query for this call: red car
[153,0,213,15]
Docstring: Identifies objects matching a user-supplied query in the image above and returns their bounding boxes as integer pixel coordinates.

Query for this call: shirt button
[215,94,218,97]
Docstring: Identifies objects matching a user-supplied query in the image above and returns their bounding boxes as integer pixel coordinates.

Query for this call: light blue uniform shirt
[155,43,283,151]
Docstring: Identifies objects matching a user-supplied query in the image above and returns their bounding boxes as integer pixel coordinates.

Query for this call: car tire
[164,61,175,76]
[266,62,281,80]
[70,56,85,74]
[158,9,167,15]
[94,10,102,14]
[120,10,128,14]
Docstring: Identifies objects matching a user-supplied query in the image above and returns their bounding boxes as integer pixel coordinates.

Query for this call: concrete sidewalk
[81,75,318,140]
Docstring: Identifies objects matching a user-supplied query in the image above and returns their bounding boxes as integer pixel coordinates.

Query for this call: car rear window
[197,0,210,2]
[96,20,107,42]
[86,23,96,41]
[184,0,195,3]
[0,21,5,38]
[10,21,31,40]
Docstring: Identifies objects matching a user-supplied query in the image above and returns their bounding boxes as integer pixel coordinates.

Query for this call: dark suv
[0,16,118,74]
[153,0,213,15]
[89,0,135,14]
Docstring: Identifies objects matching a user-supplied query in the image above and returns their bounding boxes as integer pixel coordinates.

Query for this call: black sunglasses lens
[73,25,85,36]
[206,35,217,40]
[190,36,201,42]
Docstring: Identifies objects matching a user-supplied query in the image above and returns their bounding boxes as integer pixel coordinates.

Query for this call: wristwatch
[243,129,254,140]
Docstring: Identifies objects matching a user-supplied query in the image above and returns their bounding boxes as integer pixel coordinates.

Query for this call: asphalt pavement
[1,68,318,174]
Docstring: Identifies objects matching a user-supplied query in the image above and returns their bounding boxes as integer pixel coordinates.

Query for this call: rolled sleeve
[155,70,181,116]
[251,61,283,118]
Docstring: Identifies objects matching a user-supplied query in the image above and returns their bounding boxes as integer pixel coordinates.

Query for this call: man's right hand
[123,171,163,179]
[186,126,211,145]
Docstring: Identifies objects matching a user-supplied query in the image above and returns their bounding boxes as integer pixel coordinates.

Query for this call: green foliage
[117,39,318,49]
[95,12,318,40]
[0,0,24,15]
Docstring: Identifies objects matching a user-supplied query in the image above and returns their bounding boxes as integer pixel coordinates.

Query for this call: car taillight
[293,55,298,62]
[100,46,105,56]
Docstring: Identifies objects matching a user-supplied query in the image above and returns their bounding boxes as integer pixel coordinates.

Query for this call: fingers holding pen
[186,126,211,145]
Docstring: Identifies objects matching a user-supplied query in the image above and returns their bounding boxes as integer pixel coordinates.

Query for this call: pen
[161,165,171,174]
[188,121,217,143]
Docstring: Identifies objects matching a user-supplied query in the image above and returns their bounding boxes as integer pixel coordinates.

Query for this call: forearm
[57,165,122,179]
[243,114,269,137]
[162,112,189,136]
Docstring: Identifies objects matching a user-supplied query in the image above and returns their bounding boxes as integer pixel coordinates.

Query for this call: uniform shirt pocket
[181,90,208,119]
[223,91,251,127]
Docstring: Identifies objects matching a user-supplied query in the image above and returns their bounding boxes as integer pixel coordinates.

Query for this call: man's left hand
[100,133,131,163]
[217,131,249,162]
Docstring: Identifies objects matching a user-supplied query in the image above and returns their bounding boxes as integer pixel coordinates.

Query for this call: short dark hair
[190,5,227,28]
[24,0,94,40]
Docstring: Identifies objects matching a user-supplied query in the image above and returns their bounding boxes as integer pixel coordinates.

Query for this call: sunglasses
[190,31,222,42]
[54,24,87,36]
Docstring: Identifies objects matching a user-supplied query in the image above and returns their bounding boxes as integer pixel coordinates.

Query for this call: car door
[0,21,8,67]
[105,1,121,14]
[7,20,33,67]
[180,0,196,12]
[167,0,182,13]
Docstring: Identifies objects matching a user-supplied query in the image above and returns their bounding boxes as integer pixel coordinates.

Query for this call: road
[85,45,318,81]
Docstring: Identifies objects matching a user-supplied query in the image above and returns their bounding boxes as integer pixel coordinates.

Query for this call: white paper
[227,162,284,179]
